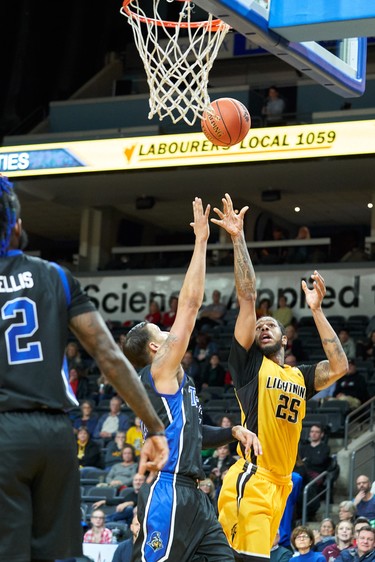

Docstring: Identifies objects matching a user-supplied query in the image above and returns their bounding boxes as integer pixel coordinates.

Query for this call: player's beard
[261,339,283,358]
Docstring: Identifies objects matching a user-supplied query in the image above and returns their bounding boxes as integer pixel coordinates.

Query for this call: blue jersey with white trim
[139,367,205,480]
[0,251,95,411]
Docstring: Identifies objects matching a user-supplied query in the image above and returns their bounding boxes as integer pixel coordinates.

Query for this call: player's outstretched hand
[211,193,248,238]
[138,435,169,482]
[232,425,262,458]
[301,270,326,311]
[190,197,210,242]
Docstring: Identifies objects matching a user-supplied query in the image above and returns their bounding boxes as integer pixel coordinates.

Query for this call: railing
[110,239,331,269]
[302,470,332,525]
[344,396,375,450]
[112,238,331,254]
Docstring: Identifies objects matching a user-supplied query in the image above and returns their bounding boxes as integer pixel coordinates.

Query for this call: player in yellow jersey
[211,194,349,562]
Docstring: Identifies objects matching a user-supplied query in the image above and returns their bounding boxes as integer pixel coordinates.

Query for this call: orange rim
[122,0,228,31]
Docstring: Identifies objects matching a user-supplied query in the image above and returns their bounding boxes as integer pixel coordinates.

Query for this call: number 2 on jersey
[2,297,43,364]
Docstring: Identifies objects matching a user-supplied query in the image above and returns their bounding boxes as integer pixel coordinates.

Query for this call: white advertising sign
[77,267,375,324]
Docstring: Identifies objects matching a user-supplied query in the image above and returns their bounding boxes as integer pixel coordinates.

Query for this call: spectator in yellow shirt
[126,416,143,457]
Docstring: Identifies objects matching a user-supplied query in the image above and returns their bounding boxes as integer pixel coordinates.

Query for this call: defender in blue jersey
[0,175,168,562]
[124,198,261,562]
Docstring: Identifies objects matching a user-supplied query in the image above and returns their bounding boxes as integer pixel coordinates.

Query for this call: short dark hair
[355,516,371,526]
[123,321,152,369]
[310,422,324,433]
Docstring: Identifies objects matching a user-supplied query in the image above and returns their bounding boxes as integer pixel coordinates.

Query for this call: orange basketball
[201,97,251,147]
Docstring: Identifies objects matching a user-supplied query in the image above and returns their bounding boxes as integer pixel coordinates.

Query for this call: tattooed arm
[211,194,257,351]
[302,271,349,391]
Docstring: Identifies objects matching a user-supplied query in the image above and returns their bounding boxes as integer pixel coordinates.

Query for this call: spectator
[161,295,178,331]
[273,294,294,327]
[338,329,356,361]
[94,473,146,527]
[65,340,83,370]
[125,416,143,457]
[271,529,293,562]
[201,353,226,388]
[291,526,326,562]
[76,426,104,474]
[93,396,132,444]
[332,359,370,410]
[289,226,312,264]
[298,424,332,491]
[112,510,140,562]
[284,353,298,366]
[193,332,219,365]
[353,517,371,546]
[340,232,369,263]
[181,349,202,392]
[218,414,237,456]
[322,521,354,562]
[204,444,236,487]
[105,430,127,470]
[313,518,336,552]
[145,299,162,326]
[83,509,112,544]
[196,289,227,331]
[256,297,273,319]
[338,501,357,523]
[262,85,286,126]
[199,478,217,507]
[72,400,98,435]
[96,373,116,404]
[105,444,138,490]
[361,330,375,364]
[69,364,90,401]
[285,324,309,362]
[335,526,375,562]
[353,475,375,523]
[259,225,289,265]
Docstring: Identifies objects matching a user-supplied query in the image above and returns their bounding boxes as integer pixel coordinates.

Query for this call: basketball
[201,98,251,147]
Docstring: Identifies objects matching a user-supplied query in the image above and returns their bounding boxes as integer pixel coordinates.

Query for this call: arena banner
[76,267,375,324]
[2,120,375,177]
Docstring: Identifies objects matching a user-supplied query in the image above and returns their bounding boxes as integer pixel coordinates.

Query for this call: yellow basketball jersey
[229,338,316,476]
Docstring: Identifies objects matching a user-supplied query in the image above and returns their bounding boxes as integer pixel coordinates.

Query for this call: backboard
[193,0,367,97]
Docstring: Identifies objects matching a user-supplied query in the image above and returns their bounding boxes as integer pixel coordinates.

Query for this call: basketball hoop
[120,0,231,125]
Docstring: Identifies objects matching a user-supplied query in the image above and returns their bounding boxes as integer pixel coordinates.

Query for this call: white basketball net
[120,0,231,125]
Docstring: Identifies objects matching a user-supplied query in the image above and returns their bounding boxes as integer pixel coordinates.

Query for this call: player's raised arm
[151,197,210,380]
[302,270,349,391]
[211,193,257,350]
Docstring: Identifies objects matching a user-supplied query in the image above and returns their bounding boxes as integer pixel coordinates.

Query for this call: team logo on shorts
[147,531,163,552]
[231,523,238,542]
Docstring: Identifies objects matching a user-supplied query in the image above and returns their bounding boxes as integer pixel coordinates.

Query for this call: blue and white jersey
[0,251,95,411]
[139,366,205,480]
